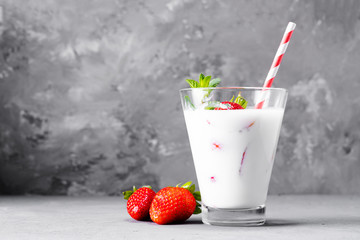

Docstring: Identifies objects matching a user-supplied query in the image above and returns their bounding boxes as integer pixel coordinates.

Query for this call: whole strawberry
[123,186,156,221]
[149,182,201,225]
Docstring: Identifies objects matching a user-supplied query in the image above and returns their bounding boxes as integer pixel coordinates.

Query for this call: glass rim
[179,87,288,93]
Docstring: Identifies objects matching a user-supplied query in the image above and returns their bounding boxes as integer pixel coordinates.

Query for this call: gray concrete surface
[0,195,359,240]
[0,0,360,195]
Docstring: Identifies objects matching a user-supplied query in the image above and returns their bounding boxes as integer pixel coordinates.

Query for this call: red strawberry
[123,186,156,221]
[215,101,244,110]
[149,182,201,225]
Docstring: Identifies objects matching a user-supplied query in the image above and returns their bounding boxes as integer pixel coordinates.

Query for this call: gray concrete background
[0,0,359,195]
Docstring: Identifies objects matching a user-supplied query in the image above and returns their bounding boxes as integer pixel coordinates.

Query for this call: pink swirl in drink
[184,107,284,209]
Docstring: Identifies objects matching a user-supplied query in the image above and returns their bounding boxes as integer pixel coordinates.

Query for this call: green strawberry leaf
[186,79,199,88]
[193,201,202,214]
[122,185,152,200]
[188,184,195,193]
[209,78,221,87]
[234,91,248,109]
[122,186,137,200]
[193,206,201,214]
[122,190,133,200]
[181,181,192,189]
[193,191,201,201]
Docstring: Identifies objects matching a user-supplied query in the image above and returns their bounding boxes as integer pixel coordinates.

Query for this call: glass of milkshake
[180,87,287,226]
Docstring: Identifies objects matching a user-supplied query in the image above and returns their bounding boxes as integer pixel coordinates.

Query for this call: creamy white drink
[184,108,284,209]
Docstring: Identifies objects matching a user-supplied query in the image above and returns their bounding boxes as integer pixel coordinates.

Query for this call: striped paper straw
[255,22,296,109]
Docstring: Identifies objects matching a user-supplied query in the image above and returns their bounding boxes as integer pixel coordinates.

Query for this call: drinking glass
[180,87,287,226]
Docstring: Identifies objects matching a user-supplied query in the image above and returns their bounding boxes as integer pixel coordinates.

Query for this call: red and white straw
[256,22,296,109]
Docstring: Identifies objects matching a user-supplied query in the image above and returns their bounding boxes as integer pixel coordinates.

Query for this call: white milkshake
[184,108,284,209]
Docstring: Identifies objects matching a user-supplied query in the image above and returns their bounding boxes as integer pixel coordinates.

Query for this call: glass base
[202,204,266,226]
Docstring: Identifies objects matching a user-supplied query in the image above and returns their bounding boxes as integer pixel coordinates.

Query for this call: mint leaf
[209,78,221,87]
[202,75,211,87]
[185,74,221,88]
[184,95,195,109]
[199,74,210,87]
[184,74,221,107]
[199,77,205,87]
[186,79,199,88]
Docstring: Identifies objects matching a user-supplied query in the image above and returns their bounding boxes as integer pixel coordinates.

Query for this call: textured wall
[0,0,359,195]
